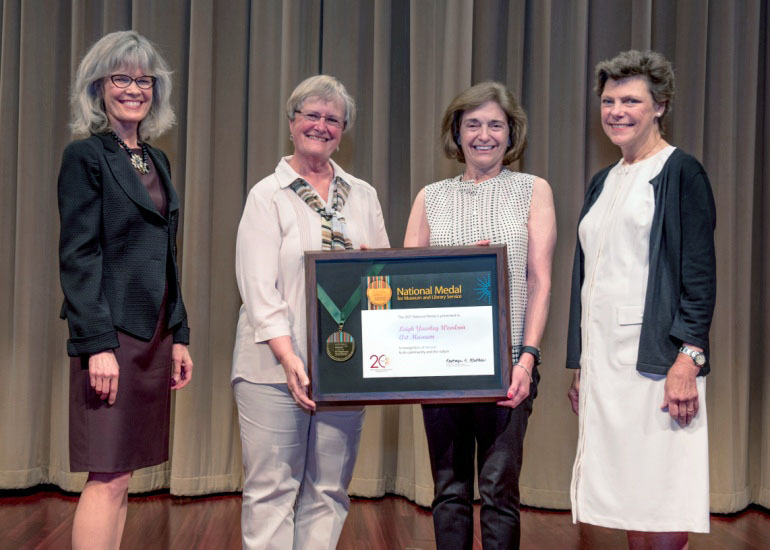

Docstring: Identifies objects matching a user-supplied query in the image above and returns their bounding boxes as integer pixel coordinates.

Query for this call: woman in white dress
[566,50,717,549]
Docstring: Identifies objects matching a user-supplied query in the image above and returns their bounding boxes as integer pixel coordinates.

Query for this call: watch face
[695,353,706,366]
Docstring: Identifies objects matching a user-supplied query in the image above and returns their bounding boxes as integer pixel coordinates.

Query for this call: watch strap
[520,345,541,366]
[678,345,705,367]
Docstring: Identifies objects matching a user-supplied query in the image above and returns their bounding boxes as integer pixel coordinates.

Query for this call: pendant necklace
[110,130,150,174]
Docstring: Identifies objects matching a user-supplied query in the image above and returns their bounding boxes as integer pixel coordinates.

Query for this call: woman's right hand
[268,336,317,411]
[88,350,120,405]
[568,369,580,415]
[281,353,316,412]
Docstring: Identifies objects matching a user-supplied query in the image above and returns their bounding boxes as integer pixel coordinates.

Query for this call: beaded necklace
[110,130,150,174]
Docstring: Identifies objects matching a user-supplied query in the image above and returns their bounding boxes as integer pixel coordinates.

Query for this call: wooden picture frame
[305,246,512,406]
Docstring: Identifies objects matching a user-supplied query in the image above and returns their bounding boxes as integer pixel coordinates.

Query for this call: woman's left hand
[171,343,194,389]
[660,355,700,427]
[498,358,533,409]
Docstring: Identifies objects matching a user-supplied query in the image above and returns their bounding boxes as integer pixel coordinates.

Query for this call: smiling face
[289,97,345,163]
[458,100,510,177]
[600,76,664,157]
[102,66,153,133]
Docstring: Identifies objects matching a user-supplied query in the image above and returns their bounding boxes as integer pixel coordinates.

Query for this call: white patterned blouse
[424,168,534,362]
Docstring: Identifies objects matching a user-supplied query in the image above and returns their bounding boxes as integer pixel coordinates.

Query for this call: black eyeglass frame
[109,74,157,90]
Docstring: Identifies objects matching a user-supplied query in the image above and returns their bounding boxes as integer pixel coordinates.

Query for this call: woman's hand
[498,356,533,409]
[661,354,700,427]
[472,239,491,246]
[268,336,316,411]
[171,343,194,389]
[281,353,316,411]
[88,350,120,405]
[568,369,580,415]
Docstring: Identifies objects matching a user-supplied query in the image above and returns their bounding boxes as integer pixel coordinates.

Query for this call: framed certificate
[305,246,512,405]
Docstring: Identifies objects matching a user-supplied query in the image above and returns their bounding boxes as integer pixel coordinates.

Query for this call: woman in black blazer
[58,30,193,550]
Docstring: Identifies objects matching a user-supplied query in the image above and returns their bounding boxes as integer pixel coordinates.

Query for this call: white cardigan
[231,157,390,384]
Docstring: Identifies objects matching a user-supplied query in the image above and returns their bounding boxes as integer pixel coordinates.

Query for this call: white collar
[274,156,354,189]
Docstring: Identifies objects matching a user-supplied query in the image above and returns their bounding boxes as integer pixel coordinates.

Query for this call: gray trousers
[233,381,364,549]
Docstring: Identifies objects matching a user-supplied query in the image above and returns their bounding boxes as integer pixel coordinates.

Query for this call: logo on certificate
[369,353,391,371]
[474,273,492,304]
[366,275,392,309]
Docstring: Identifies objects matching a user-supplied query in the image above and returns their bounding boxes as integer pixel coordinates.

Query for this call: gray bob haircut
[70,30,175,141]
[285,75,356,132]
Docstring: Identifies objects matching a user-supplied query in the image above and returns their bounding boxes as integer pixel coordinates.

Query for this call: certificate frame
[305,246,512,406]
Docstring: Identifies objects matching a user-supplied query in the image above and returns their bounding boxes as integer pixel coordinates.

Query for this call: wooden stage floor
[1,486,768,549]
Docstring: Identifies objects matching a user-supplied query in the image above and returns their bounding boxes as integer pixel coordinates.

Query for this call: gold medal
[367,283,392,307]
[366,275,392,310]
[317,264,385,364]
[326,327,356,362]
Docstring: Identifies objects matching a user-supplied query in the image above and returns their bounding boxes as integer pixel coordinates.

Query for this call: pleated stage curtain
[0,0,768,513]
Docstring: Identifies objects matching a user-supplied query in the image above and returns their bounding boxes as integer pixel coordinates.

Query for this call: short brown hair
[440,81,527,165]
[595,50,675,130]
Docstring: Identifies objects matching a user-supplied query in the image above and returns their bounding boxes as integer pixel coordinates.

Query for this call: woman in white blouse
[231,75,389,550]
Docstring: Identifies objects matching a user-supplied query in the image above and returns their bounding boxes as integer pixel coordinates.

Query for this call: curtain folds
[0,0,768,514]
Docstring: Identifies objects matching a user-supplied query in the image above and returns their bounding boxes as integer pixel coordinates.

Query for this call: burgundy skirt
[69,292,173,473]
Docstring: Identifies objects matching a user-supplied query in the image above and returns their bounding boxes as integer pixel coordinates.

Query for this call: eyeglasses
[295,110,344,129]
[110,74,156,89]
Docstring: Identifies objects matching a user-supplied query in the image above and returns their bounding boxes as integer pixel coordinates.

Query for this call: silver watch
[679,345,706,367]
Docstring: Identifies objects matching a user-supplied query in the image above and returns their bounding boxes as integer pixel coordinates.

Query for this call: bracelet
[514,363,534,384]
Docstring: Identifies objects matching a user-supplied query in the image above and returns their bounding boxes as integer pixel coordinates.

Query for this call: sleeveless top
[424,168,534,362]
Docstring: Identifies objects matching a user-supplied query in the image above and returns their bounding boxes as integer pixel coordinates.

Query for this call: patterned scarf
[290,176,353,250]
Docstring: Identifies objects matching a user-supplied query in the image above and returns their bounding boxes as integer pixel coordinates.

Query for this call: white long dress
[570,146,710,533]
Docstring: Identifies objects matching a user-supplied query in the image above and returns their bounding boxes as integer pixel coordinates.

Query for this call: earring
[289,135,293,142]
[336,146,340,153]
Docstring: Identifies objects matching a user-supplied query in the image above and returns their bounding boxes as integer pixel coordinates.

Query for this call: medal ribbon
[317,264,385,326]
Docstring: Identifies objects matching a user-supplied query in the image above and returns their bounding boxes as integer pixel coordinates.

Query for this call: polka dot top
[424,168,534,361]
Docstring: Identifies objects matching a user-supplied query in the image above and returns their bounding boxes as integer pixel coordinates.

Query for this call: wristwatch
[520,345,541,366]
[678,345,706,367]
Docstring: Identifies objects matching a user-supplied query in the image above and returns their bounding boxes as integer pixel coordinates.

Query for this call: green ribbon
[317,264,385,326]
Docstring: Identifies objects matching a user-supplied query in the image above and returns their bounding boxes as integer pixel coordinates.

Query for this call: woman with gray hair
[232,75,389,549]
[567,50,716,547]
[58,30,192,549]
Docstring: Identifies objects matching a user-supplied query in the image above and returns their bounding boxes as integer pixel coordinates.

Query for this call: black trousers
[422,368,538,550]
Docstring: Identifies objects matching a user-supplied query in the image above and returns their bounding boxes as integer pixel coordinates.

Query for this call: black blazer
[58,133,189,357]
